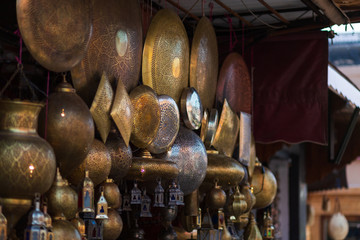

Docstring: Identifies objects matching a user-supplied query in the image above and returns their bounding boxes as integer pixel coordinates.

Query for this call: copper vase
[0,100,56,198]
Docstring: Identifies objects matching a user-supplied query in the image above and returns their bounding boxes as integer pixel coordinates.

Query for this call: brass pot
[68,139,111,186]
[252,165,277,209]
[53,216,82,240]
[160,126,207,195]
[206,183,226,209]
[241,184,255,213]
[106,131,132,183]
[98,179,121,209]
[39,81,94,176]
[103,208,123,240]
[0,100,56,199]
[201,152,245,192]
[46,169,78,220]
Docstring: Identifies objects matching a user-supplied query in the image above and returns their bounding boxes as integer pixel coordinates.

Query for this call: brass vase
[0,99,56,199]
[68,139,112,186]
[53,215,82,240]
[103,208,123,240]
[252,164,277,209]
[46,169,78,220]
[39,80,95,176]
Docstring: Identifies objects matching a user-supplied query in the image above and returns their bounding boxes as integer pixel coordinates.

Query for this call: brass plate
[212,99,239,157]
[110,78,133,147]
[201,152,245,192]
[216,52,251,114]
[200,109,209,142]
[180,87,203,130]
[147,95,180,154]
[200,108,219,148]
[239,112,252,166]
[71,0,142,105]
[190,17,219,110]
[16,0,91,72]
[130,85,161,149]
[142,9,189,105]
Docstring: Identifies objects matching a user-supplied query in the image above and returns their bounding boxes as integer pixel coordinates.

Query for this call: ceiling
[154,0,360,34]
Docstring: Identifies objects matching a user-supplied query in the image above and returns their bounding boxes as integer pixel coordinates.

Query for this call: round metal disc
[180,87,203,130]
[216,52,251,114]
[16,0,92,72]
[190,17,219,110]
[142,9,189,106]
[71,0,143,105]
[130,85,161,149]
[147,95,180,154]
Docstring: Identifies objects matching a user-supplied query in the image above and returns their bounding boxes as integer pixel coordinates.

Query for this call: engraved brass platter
[142,9,190,105]
[130,85,161,149]
[212,99,240,157]
[217,52,252,114]
[16,0,91,72]
[190,17,218,110]
[71,0,142,105]
[147,95,180,154]
[180,87,203,130]
[200,108,219,148]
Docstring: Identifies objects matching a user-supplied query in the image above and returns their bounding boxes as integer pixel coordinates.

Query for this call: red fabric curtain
[250,31,328,145]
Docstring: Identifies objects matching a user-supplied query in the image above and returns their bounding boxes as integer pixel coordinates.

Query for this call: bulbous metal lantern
[39,79,94,176]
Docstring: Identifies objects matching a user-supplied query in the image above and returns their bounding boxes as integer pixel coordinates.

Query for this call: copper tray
[71,0,142,105]
[190,17,218,110]
[216,52,251,114]
[16,0,92,72]
[142,9,189,105]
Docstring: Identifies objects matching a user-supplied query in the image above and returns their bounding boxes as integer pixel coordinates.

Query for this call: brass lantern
[80,170,95,213]
[167,181,178,206]
[24,194,47,240]
[43,204,54,240]
[95,188,108,220]
[262,210,275,239]
[130,182,142,205]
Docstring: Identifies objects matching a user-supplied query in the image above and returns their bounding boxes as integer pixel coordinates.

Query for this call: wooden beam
[257,0,290,24]
[214,0,252,26]
[165,0,200,21]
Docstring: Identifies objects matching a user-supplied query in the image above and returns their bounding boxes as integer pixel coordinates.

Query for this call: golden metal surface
[241,184,255,213]
[244,213,263,240]
[39,80,94,176]
[126,155,179,183]
[16,0,91,72]
[71,214,86,238]
[46,169,78,220]
[106,131,133,183]
[0,198,32,236]
[239,112,252,166]
[147,95,180,154]
[212,99,240,157]
[252,165,277,209]
[200,108,219,148]
[142,9,189,105]
[110,78,133,147]
[161,126,207,195]
[201,152,245,192]
[103,209,123,240]
[90,72,114,143]
[200,109,208,142]
[0,100,56,199]
[71,0,142,105]
[190,17,219,110]
[68,139,112,186]
[217,52,252,114]
[180,87,203,130]
[184,189,199,217]
[130,85,161,149]
[53,218,82,240]
[98,179,121,209]
[248,135,256,180]
[206,183,226,209]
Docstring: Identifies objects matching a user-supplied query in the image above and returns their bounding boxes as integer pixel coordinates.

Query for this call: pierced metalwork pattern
[190,17,219,110]
[71,0,142,105]
[142,9,189,105]
[160,126,207,195]
[147,95,180,154]
[16,0,91,72]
